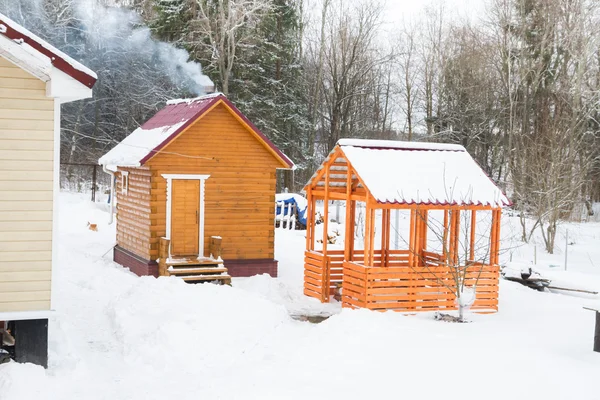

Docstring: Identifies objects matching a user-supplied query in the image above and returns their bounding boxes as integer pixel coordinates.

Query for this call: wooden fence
[304,249,499,313]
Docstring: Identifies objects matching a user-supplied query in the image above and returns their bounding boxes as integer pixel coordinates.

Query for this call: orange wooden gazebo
[303,139,510,313]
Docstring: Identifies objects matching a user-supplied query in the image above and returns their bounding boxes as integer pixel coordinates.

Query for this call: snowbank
[0,192,598,400]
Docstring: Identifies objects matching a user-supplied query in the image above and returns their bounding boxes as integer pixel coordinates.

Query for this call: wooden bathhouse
[99,93,294,282]
[0,13,96,366]
[304,139,510,313]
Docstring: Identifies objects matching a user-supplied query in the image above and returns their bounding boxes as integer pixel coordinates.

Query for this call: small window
[121,171,129,195]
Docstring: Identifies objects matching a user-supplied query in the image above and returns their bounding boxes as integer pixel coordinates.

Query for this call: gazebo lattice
[303,139,510,313]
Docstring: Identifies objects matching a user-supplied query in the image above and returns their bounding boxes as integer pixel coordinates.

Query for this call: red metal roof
[0,15,97,88]
[138,94,294,168]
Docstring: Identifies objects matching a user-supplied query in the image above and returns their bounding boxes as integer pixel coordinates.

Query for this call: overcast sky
[383,0,488,28]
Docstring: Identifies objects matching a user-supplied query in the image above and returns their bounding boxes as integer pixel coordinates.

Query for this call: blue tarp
[275,193,308,227]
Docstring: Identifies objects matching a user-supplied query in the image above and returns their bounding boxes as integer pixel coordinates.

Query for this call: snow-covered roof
[337,138,465,152]
[99,94,294,171]
[0,12,97,89]
[309,139,510,208]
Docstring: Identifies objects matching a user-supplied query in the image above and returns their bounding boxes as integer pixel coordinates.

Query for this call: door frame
[162,174,210,257]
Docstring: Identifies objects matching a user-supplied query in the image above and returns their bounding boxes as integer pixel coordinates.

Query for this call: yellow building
[0,12,96,367]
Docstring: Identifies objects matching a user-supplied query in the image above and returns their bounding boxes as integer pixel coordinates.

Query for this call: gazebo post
[490,209,502,265]
[370,208,376,266]
[443,210,449,262]
[418,209,428,265]
[381,209,390,267]
[363,204,371,265]
[305,190,314,251]
[348,202,356,258]
[414,209,422,266]
[344,166,354,262]
[450,209,461,265]
[448,209,456,265]
[496,209,502,263]
[364,201,376,266]
[408,208,416,267]
[322,164,330,301]
[469,210,476,262]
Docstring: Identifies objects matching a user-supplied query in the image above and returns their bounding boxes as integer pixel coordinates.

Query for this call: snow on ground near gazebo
[0,192,599,399]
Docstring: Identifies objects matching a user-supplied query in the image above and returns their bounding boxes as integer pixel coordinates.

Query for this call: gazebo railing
[303,249,411,302]
[342,261,499,312]
[304,249,499,312]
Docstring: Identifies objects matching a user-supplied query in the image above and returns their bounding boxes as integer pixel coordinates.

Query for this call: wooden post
[381,209,390,267]
[306,191,314,251]
[421,210,428,256]
[322,164,330,302]
[209,236,222,259]
[364,204,372,265]
[416,209,428,266]
[496,209,502,264]
[369,207,376,266]
[349,201,356,259]
[448,210,456,266]
[414,209,421,266]
[158,237,170,276]
[470,210,476,262]
[408,209,416,267]
[344,166,353,262]
[489,209,501,265]
[443,209,449,262]
[323,168,330,255]
[453,210,460,265]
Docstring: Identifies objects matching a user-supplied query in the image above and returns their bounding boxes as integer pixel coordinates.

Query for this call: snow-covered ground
[0,193,599,399]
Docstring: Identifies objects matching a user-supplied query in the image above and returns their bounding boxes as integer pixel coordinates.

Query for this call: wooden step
[167,266,228,275]
[181,274,232,285]
[166,257,222,267]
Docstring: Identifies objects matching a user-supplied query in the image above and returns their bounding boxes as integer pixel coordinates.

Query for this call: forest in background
[0,0,599,253]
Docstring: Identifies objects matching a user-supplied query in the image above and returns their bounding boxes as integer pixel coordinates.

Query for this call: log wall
[115,167,153,260]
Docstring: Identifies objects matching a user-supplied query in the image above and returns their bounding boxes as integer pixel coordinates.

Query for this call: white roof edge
[166,92,225,105]
[338,139,466,152]
[0,11,97,80]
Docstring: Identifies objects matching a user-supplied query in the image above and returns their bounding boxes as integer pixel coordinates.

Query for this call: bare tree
[395,22,419,140]
[187,0,273,95]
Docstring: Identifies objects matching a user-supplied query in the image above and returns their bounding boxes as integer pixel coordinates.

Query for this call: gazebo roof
[307,139,510,208]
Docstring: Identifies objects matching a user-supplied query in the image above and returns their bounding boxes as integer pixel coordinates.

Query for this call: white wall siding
[0,57,53,312]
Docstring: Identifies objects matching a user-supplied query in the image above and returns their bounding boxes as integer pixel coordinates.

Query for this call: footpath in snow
[0,193,598,400]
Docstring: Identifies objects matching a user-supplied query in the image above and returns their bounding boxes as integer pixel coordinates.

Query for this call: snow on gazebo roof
[311,139,510,208]
[0,12,97,88]
[99,93,294,171]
